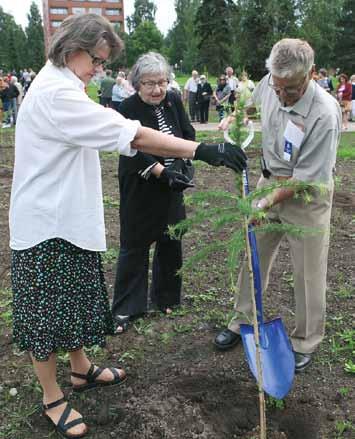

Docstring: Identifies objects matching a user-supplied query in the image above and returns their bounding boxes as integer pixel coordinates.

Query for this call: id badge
[284,140,292,161]
[283,120,304,162]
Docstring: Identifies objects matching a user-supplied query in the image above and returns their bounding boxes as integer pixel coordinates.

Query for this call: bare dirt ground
[0,129,354,439]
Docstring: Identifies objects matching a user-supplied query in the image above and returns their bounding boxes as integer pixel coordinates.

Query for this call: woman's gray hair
[266,38,314,78]
[129,52,171,91]
[48,13,123,67]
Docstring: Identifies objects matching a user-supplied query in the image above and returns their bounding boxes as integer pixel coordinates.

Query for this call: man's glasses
[268,73,307,96]
[86,51,107,68]
[140,79,169,91]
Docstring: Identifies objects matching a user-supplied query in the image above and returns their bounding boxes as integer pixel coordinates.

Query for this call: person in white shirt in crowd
[184,70,200,122]
[9,13,247,439]
[225,66,239,106]
[167,72,181,95]
[11,76,24,107]
[111,75,130,111]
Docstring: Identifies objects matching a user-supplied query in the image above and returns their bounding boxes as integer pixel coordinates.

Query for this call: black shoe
[214,329,241,350]
[294,351,312,373]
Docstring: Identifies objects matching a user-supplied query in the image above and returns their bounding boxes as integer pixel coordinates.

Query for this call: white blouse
[9,61,140,251]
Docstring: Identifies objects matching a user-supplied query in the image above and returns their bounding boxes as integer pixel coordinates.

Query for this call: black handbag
[167,158,195,183]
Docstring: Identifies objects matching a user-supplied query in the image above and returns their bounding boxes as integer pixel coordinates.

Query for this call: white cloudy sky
[0,0,176,34]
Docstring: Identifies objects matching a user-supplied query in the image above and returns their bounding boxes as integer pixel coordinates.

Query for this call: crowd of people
[0,68,36,128]
[91,64,257,124]
[313,67,355,130]
[2,10,353,439]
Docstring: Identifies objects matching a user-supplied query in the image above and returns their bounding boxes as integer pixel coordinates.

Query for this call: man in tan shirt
[215,39,341,373]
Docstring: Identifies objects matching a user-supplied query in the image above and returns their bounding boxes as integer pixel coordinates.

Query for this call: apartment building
[42,1,125,52]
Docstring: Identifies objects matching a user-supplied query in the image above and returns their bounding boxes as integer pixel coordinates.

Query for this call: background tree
[25,1,45,72]
[298,0,343,69]
[126,0,157,34]
[194,0,236,75]
[167,0,200,73]
[125,21,165,67]
[236,0,298,79]
[333,0,355,73]
[0,8,28,72]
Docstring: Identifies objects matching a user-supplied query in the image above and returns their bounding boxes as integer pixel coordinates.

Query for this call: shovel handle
[243,169,264,325]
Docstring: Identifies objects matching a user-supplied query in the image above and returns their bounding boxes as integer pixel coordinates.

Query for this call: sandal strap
[71,363,95,380]
[57,403,71,431]
[89,366,104,381]
[58,403,84,433]
[109,367,120,380]
[43,396,66,411]
[63,416,85,432]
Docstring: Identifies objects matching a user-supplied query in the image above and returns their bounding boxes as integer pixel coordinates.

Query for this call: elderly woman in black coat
[112,52,196,332]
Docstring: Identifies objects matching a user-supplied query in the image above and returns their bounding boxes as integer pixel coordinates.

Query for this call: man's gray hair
[129,52,171,91]
[48,13,123,67]
[266,38,314,78]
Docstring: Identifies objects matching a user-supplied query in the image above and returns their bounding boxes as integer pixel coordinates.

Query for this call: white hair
[266,38,314,78]
[129,52,171,91]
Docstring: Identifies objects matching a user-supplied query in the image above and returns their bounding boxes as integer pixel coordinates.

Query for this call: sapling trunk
[241,174,267,439]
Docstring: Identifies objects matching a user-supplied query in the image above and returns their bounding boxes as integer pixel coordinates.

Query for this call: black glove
[160,168,195,192]
[194,142,247,173]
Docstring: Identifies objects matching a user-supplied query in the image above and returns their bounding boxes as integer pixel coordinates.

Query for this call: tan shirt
[252,75,341,183]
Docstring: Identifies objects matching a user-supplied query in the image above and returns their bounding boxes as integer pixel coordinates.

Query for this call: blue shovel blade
[240,318,295,400]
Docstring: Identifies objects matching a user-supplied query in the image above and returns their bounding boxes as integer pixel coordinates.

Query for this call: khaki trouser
[229,176,334,354]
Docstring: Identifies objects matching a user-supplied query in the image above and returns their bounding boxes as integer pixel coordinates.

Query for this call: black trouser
[101,97,112,108]
[112,234,182,318]
[188,92,198,121]
[199,100,210,123]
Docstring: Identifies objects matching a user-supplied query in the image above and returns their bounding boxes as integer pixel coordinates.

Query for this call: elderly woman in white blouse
[9,13,246,439]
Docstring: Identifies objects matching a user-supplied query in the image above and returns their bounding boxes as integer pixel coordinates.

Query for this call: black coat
[118,91,195,247]
[197,82,213,104]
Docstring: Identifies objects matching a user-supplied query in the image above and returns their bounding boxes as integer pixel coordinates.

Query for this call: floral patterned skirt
[11,238,114,361]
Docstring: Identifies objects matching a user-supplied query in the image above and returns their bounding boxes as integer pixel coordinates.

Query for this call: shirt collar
[280,79,315,118]
[46,60,85,91]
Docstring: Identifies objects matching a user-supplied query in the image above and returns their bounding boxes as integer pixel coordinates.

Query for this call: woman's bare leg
[31,353,87,435]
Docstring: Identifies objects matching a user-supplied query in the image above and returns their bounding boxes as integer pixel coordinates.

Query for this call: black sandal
[43,396,88,438]
[71,364,126,393]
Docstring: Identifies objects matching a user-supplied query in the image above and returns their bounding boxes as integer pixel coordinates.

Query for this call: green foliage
[334,0,355,73]
[166,0,200,73]
[235,0,298,79]
[126,0,157,34]
[25,2,45,72]
[101,248,118,265]
[125,21,165,66]
[194,0,236,75]
[266,395,285,409]
[0,288,12,334]
[0,9,27,72]
[298,0,343,69]
[335,419,354,437]
[103,195,119,208]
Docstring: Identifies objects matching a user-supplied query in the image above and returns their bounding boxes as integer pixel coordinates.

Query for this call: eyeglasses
[86,51,107,68]
[268,73,307,96]
[140,79,169,90]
